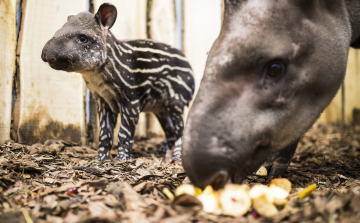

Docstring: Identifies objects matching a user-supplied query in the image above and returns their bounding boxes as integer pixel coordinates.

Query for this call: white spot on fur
[218,54,233,66]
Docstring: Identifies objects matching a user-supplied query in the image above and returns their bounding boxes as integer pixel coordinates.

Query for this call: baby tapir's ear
[67,14,76,21]
[95,2,117,29]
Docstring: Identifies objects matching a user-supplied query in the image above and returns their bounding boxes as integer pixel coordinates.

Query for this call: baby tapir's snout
[42,38,70,70]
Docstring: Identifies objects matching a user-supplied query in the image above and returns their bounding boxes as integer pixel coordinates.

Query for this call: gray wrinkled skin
[182,0,360,189]
[42,12,106,72]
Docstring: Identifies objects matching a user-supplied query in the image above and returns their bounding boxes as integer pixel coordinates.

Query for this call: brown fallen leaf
[46,215,63,223]
[88,202,117,219]
[44,178,55,184]
[107,181,146,211]
[43,194,58,209]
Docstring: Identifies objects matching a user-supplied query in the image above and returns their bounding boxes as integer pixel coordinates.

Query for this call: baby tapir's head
[41,3,117,72]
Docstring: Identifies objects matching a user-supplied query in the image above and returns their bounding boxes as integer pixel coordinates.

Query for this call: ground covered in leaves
[0,123,360,223]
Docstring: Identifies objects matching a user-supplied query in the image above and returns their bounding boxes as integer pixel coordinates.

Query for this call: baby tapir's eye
[77,35,88,43]
[266,61,285,78]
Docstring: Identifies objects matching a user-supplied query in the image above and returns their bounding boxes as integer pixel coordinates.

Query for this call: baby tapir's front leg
[96,97,117,161]
[115,104,140,161]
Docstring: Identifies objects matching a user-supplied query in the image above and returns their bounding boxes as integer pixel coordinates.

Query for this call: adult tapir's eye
[77,35,88,43]
[266,62,284,78]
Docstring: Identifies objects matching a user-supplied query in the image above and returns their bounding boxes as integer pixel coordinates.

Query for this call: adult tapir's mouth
[219,144,270,187]
[228,144,271,185]
[184,141,272,190]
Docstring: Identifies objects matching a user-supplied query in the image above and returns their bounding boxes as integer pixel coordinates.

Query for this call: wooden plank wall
[318,48,360,124]
[317,88,343,123]
[15,0,87,145]
[183,0,222,99]
[146,0,176,136]
[344,49,360,123]
[92,0,147,145]
[183,0,222,122]
[0,0,17,144]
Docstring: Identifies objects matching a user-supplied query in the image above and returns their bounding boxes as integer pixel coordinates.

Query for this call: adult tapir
[182,0,360,189]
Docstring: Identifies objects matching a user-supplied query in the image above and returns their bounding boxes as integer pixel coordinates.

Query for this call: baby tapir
[41,3,195,161]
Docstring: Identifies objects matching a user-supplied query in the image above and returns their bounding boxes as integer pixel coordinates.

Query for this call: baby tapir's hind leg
[155,112,177,156]
[165,102,185,160]
[115,105,140,161]
[96,98,117,161]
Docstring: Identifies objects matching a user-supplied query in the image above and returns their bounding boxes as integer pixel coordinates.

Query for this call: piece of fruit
[163,188,174,200]
[195,187,203,196]
[268,185,289,206]
[252,194,279,217]
[249,184,274,204]
[255,166,268,177]
[269,178,292,193]
[252,209,261,219]
[219,184,252,217]
[175,184,196,196]
[66,187,78,196]
[197,185,222,215]
[297,183,317,199]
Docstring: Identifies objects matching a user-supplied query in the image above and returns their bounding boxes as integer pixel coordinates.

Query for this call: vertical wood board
[17,0,87,144]
[317,87,343,123]
[344,48,360,123]
[183,0,222,123]
[150,0,175,47]
[0,0,17,143]
[94,0,147,40]
[93,0,147,142]
[147,0,177,136]
[183,0,222,98]
[317,48,360,124]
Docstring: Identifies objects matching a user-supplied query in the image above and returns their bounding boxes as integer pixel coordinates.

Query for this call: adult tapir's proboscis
[41,3,194,161]
[182,0,360,189]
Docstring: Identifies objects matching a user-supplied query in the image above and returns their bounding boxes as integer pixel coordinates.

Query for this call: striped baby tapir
[41,3,195,161]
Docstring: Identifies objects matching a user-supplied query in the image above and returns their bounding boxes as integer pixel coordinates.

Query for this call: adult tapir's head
[183,0,357,189]
[41,3,117,72]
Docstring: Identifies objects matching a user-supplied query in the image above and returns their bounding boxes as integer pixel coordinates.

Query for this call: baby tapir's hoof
[95,148,110,161]
[155,143,169,157]
[114,151,132,161]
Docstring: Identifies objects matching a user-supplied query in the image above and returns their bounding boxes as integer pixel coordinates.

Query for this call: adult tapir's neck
[345,0,360,47]
[223,0,360,48]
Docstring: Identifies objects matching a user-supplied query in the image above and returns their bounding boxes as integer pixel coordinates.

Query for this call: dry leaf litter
[0,123,360,223]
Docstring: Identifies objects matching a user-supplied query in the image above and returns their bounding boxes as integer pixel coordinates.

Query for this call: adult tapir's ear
[67,14,76,21]
[95,2,117,29]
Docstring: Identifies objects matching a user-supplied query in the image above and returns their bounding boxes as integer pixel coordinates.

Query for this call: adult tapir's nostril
[41,53,47,62]
[48,57,56,63]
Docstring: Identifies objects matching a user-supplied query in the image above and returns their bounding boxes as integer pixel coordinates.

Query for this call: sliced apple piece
[249,184,274,204]
[252,194,279,217]
[197,185,222,215]
[268,185,290,206]
[269,178,292,193]
[219,184,252,217]
[175,184,196,196]
[255,166,268,176]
